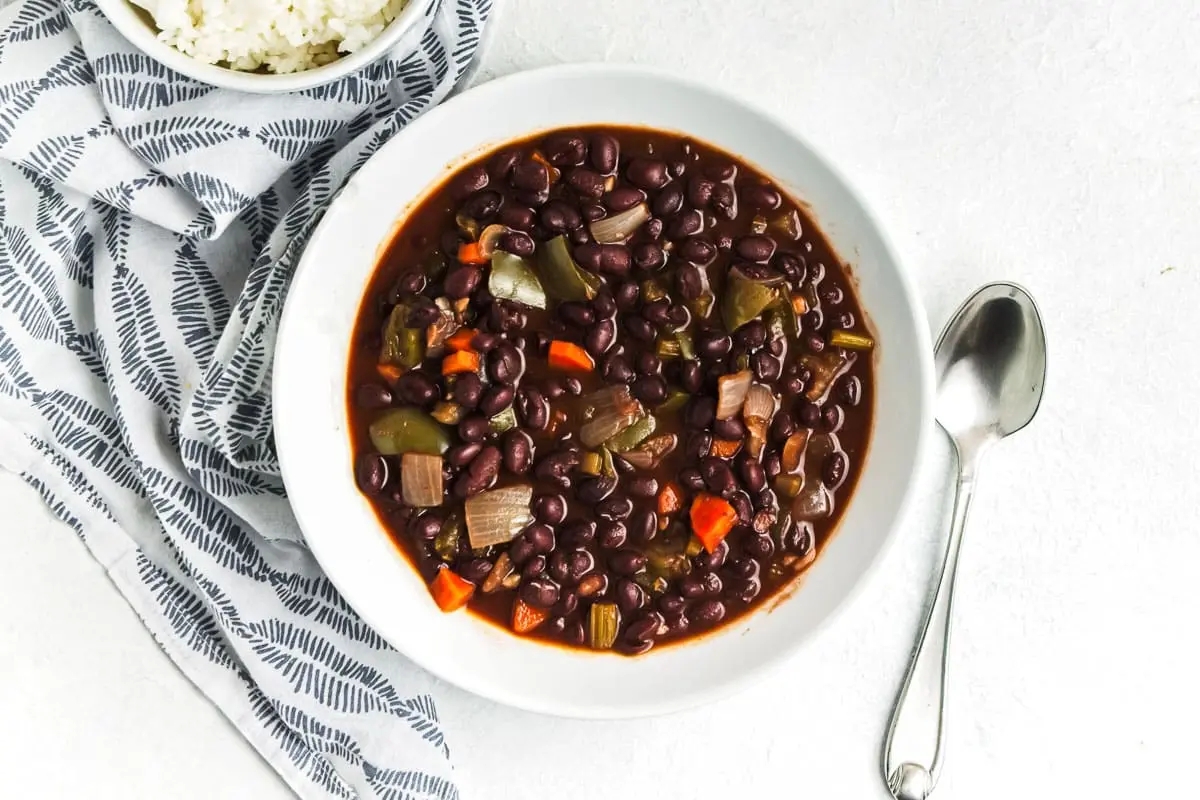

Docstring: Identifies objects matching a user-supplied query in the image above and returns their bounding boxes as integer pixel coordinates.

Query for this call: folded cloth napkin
[0,0,492,796]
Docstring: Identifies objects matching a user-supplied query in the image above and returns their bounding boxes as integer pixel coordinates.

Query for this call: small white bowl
[274,64,935,718]
[94,0,435,93]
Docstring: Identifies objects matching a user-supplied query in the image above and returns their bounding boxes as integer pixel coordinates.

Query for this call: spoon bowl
[934,283,1048,464]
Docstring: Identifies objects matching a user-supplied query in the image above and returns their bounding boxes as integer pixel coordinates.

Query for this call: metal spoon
[882,282,1047,800]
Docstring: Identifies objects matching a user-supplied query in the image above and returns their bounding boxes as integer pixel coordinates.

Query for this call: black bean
[516,386,549,431]
[774,251,806,283]
[408,510,443,541]
[745,532,775,560]
[692,599,727,625]
[472,331,500,352]
[687,176,715,208]
[653,184,684,217]
[802,309,823,333]
[543,132,586,166]
[615,281,640,311]
[694,539,729,572]
[835,310,856,330]
[499,231,535,257]
[355,454,389,495]
[805,333,827,354]
[642,299,671,326]
[457,415,489,443]
[676,263,705,300]
[823,451,848,489]
[679,575,705,599]
[627,613,664,645]
[645,217,664,239]
[590,133,619,174]
[562,519,596,548]
[633,243,666,271]
[735,235,777,263]
[508,534,536,565]
[623,315,656,343]
[565,377,583,395]
[444,265,481,299]
[727,577,762,604]
[541,200,583,233]
[752,351,782,381]
[696,330,732,360]
[598,520,627,549]
[742,183,781,210]
[659,593,686,615]
[452,469,491,499]
[487,344,524,385]
[822,404,845,433]
[489,301,527,333]
[617,579,647,614]
[489,149,521,180]
[406,301,441,329]
[837,376,862,406]
[705,162,736,182]
[395,371,439,406]
[521,523,553,555]
[522,554,547,579]
[683,396,716,429]
[629,509,658,543]
[520,577,560,609]
[459,557,492,584]
[446,442,482,468]
[686,431,713,461]
[548,551,571,583]
[680,361,703,393]
[542,376,566,400]
[610,549,647,576]
[666,208,703,239]
[764,451,782,478]
[468,444,501,480]
[627,158,669,191]
[533,493,567,526]
[537,450,581,491]
[602,351,635,384]
[597,494,633,521]
[450,374,480,410]
[820,285,844,305]
[632,375,668,405]
[498,204,536,231]
[627,478,659,502]
[712,416,746,440]
[396,272,426,296]
[728,556,759,580]
[585,319,617,357]
[576,475,617,503]
[597,244,632,275]
[552,589,580,617]
[565,167,606,199]
[739,459,766,493]
[559,301,595,327]
[356,383,393,409]
[711,183,737,220]
[503,430,534,474]
[604,186,646,212]
[582,203,607,222]
[679,236,716,265]
[798,401,821,428]
[679,466,706,493]
[461,190,502,220]
[664,304,691,331]
[699,571,724,597]
[511,158,550,193]
[478,385,515,417]
[735,320,767,351]
[568,549,595,582]
[700,457,736,496]
[453,163,489,197]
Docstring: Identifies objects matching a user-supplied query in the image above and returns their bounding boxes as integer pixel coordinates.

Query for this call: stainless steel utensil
[883,282,1048,800]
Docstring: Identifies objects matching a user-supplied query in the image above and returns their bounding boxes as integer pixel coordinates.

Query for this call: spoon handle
[882,474,976,800]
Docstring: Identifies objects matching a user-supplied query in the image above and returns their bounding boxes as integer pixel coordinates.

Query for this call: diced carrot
[547,340,595,372]
[790,292,809,316]
[446,328,477,352]
[376,363,403,384]
[512,598,550,634]
[430,568,474,613]
[457,241,489,264]
[657,480,684,516]
[690,493,737,553]
[709,438,742,458]
[442,350,480,375]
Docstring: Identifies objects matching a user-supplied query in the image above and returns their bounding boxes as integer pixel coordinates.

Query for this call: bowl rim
[274,62,936,718]
[92,0,437,93]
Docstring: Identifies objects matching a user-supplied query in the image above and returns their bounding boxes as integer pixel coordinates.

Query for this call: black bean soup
[347,126,875,655]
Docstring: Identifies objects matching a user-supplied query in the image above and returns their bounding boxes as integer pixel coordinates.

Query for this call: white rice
[134,0,409,74]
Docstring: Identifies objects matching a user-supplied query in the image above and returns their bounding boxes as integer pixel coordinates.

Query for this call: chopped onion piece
[580,386,643,447]
[716,369,754,420]
[743,384,776,458]
[620,433,678,470]
[465,484,534,548]
[781,430,811,473]
[481,552,514,594]
[401,453,444,507]
[477,224,511,258]
[489,252,547,309]
[589,202,650,244]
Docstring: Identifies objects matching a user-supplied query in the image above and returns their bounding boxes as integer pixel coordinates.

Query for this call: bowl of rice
[95,0,436,93]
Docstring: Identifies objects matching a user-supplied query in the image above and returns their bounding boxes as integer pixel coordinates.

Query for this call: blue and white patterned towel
[0,0,491,796]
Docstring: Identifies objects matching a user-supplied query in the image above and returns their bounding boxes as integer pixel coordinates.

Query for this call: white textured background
[3,0,1198,797]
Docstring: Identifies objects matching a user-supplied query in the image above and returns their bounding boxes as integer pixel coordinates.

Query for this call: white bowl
[94,0,435,93]
[275,64,935,718]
